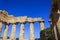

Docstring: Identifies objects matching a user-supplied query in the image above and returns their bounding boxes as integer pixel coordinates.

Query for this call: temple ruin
[0,10,45,40]
[0,0,60,40]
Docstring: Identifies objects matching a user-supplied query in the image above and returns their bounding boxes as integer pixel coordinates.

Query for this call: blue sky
[0,0,52,39]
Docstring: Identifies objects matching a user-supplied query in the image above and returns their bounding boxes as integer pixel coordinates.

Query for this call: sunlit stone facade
[0,10,45,40]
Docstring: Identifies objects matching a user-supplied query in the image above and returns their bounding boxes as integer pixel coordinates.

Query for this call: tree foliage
[35,27,52,40]
[45,27,52,40]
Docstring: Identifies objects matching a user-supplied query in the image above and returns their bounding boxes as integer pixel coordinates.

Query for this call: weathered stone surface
[27,18,34,22]
[0,10,8,22]
[40,20,45,40]
[50,0,60,40]
[19,16,27,23]
[0,10,46,40]
[33,18,38,22]
[10,23,16,40]
[3,24,9,40]
[56,15,60,40]
[49,19,58,40]
[30,22,34,40]
[19,23,24,40]
[0,22,2,32]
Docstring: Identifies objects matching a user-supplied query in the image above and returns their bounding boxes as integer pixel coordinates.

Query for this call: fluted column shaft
[53,24,58,40]
[10,23,16,40]
[49,20,58,40]
[3,24,9,40]
[57,14,60,40]
[40,21,45,40]
[19,23,24,40]
[0,22,2,37]
[0,22,2,33]
[30,22,34,40]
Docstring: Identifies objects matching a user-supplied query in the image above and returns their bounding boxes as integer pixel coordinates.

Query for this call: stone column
[10,23,16,40]
[19,16,27,40]
[3,23,9,40]
[49,19,58,40]
[56,13,60,40]
[30,22,34,40]
[19,23,24,40]
[0,21,2,33]
[40,20,45,40]
[0,21,2,37]
[53,24,58,40]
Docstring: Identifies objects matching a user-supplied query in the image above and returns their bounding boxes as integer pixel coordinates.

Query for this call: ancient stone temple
[0,10,45,40]
[49,0,60,40]
[0,0,60,40]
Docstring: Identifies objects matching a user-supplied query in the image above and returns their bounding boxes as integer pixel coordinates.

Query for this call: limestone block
[27,18,34,22]
[19,16,27,23]
[14,16,27,24]
[7,16,16,23]
[37,18,42,21]
[33,18,38,22]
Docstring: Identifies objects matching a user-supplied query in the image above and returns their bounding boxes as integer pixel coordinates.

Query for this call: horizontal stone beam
[0,10,44,24]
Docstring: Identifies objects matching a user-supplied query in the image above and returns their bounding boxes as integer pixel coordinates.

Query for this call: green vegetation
[35,27,52,40]
[45,27,52,40]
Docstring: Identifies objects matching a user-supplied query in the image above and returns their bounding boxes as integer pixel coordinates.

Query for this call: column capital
[12,23,17,25]
[3,22,10,25]
[37,18,44,23]
[20,22,26,24]
[38,20,44,23]
[29,22,34,24]
[39,20,44,23]
[18,16,27,24]
[48,19,52,24]
[48,19,56,25]
[48,19,52,22]
[27,18,35,23]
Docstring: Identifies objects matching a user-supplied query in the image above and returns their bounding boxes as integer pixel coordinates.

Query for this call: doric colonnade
[0,10,45,40]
